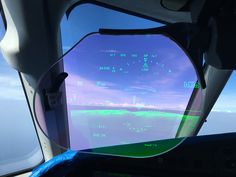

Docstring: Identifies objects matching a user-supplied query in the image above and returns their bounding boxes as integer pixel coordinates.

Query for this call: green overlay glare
[71,110,199,120]
[82,137,185,157]
[76,109,200,157]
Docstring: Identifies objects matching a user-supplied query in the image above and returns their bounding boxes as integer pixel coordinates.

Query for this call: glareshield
[34,33,202,157]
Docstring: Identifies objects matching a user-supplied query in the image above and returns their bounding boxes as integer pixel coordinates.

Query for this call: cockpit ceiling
[92,0,192,23]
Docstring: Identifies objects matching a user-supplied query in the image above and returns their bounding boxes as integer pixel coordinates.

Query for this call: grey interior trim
[0,0,78,160]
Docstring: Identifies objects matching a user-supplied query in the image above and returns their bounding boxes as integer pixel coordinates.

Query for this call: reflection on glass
[62,34,200,150]
[34,33,202,156]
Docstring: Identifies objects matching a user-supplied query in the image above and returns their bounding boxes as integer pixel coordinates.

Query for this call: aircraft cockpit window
[0,14,43,176]
[199,72,236,135]
[33,3,203,158]
[60,3,164,54]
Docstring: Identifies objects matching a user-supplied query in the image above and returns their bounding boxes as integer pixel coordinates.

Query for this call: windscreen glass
[199,72,236,135]
[34,32,202,157]
[61,3,163,54]
[34,3,203,157]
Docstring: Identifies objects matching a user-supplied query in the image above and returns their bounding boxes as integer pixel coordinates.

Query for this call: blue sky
[59,3,236,145]
[61,3,163,53]
[0,15,43,175]
[0,2,235,174]
[60,3,236,113]
[62,33,199,150]
[0,0,234,129]
[61,4,196,111]
[63,33,197,111]
[0,3,234,113]
[212,72,236,112]
[0,2,235,155]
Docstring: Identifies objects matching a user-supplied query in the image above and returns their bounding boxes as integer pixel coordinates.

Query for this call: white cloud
[0,75,22,87]
[65,74,191,111]
[0,75,25,100]
[62,46,72,50]
[211,94,236,113]
[100,49,120,53]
